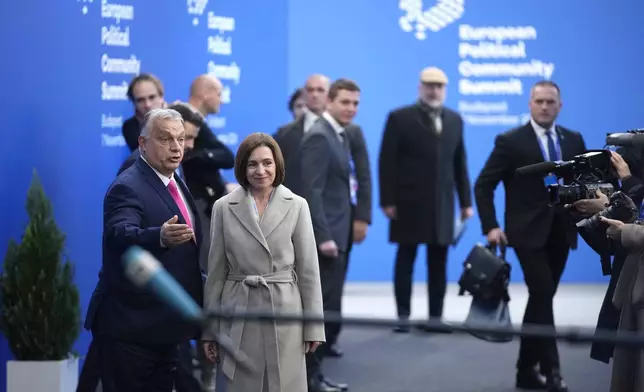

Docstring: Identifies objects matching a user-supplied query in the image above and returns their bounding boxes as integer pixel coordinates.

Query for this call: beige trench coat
[203,185,325,392]
[611,224,644,392]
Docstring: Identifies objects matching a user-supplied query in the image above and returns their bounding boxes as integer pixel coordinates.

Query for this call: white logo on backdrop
[399,0,465,40]
[187,0,208,26]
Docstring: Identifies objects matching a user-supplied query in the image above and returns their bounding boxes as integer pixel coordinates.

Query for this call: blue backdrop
[1,0,643,388]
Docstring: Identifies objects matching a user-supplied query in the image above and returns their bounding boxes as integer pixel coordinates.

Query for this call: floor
[319,282,612,392]
[341,282,606,328]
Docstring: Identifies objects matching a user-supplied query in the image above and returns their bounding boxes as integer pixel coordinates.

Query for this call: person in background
[98,108,204,391]
[275,76,371,360]
[122,73,166,151]
[202,133,325,392]
[300,78,361,392]
[182,75,235,216]
[288,88,306,120]
[378,66,473,333]
[602,215,644,392]
[274,74,330,197]
[588,149,644,365]
[474,80,586,392]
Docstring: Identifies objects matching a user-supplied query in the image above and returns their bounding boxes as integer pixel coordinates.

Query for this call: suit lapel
[555,126,574,161]
[260,185,294,239]
[135,158,185,224]
[319,118,351,176]
[228,187,270,254]
[521,123,549,163]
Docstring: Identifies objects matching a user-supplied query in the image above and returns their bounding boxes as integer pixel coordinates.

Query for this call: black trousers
[513,221,569,375]
[77,339,101,392]
[336,206,356,339]
[99,337,179,392]
[306,251,347,380]
[394,244,448,319]
[175,341,201,392]
[77,338,200,392]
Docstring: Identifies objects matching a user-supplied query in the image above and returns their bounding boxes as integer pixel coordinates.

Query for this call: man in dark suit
[301,78,361,392]
[474,80,587,392]
[183,74,235,218]
[97,108,204,392]
[274,74,330,197]
[378,67,473,333]
[275,75,372,358]
[78,103,205,392]
[122,73,166,151]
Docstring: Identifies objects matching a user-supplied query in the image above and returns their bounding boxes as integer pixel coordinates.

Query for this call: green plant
[0,170,81,361]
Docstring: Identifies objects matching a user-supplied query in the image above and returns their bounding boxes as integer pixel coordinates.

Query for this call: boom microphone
[515,161,561,177]
[122,246,255,372]
[123,246,202,321]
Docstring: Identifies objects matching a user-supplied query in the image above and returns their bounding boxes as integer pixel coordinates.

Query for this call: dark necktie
[545,130,558,161]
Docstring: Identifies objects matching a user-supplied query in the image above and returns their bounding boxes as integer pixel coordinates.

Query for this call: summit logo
[399,0,465,40]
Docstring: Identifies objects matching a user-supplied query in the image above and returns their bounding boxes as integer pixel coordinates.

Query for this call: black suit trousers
[514,218,570,375]
[394,244,448,318]
[306,250,347,379]
[77,339,101,392]
[337,206,356,338]
[99,337,179,392]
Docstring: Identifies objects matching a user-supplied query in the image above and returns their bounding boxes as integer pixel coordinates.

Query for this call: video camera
[606,129,644,148]
[516,150,617,206]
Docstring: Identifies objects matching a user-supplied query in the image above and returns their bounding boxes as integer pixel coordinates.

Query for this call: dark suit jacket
[97,157,204,344]
[182,123,235,216]
[474,122,587,249]
[275,118,372,224]
[378,103,471,245]
[274,116,306,197]
[122,116,141,152]
[300,118,353,252]
[346,124,372,224]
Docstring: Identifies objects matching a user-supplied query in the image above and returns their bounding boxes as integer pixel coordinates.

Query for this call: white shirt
[303,108,320,133]
[140,154,195,230]
[530,117,560,161]
[322,111,346,143]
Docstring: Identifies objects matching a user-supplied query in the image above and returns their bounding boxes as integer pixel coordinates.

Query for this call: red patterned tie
[167,179,192,228]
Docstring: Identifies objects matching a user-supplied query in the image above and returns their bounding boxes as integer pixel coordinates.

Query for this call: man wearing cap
[378,66,473,333]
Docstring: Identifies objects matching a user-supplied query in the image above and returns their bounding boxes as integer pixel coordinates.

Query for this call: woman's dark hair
[234,133,285,188]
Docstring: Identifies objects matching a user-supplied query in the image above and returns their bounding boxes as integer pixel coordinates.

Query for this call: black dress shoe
[308,377,342,392]
[393,318,410,333]
[546,374,568,392]
[516,367,547,390]
[322,376,348,391]
[416,319,453,334]
[325,344,343,357]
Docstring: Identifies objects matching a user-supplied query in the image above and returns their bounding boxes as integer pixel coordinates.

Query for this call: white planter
[7,357,79,392]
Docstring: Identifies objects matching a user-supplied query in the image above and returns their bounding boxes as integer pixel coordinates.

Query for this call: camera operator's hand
[569,189,608,216]
[610,151,632,180]
[600,216,625,240]
[487,227,507,245]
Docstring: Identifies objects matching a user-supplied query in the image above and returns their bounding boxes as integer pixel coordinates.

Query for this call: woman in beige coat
[602,216,644,392]
[202,132,325,391]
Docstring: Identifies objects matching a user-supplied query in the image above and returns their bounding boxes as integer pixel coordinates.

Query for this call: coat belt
[222,269,297,387]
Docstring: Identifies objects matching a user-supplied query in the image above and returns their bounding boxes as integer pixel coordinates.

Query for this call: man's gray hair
[140,108,184,138]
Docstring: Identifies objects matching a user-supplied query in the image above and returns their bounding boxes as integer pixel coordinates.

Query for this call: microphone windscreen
[515,161,558,177]
[123,246,202,321]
